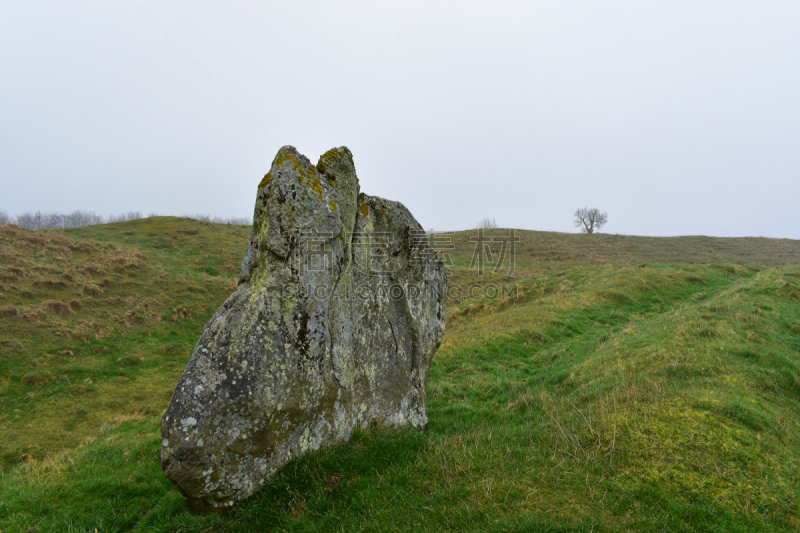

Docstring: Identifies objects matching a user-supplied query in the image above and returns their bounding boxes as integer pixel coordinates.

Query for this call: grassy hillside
[0,218,245,468]
[442,229,800,304]
[1,220,799,532]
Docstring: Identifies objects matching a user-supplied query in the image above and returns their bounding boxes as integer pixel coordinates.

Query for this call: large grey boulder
[160,146,447,512]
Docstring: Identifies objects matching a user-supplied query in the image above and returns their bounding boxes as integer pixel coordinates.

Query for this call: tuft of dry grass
[0,305,20,317]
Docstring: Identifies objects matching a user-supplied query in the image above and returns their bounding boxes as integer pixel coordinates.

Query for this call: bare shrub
[8,209,250,229]
[108,211,143,223]
[15,210,106,229]
[476,218,498,230]
[62,210,105,228]
[15,212,45,230]
[184,213,251,225]
[185,213,211,223]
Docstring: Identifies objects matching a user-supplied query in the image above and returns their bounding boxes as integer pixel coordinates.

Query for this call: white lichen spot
[195,357,225,394]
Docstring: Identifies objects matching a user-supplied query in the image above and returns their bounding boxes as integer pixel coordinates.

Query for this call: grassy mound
[1,220,799,531]
[0,218,246,468]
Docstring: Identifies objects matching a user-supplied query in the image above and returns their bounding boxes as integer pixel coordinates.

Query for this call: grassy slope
[443,229,800,302]
[1,220,799,532]
[0,218,245,468]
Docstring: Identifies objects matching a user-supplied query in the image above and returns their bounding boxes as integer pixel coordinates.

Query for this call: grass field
[1,219,799,532]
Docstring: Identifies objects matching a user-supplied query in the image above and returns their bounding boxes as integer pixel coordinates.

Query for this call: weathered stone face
[160,146,447,512]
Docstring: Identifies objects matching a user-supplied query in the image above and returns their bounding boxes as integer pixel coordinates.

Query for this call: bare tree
[182,213,250,225]
[0,211,9,226]
[574,207,607,234]
[216,216,250,225]
[62,210,104,228]
[108,211,143,223]
[185,213,212,223]
[476,217,498,230]
[15,211,45,230]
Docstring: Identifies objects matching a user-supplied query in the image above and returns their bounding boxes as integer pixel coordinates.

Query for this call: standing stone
[160,146,447,512]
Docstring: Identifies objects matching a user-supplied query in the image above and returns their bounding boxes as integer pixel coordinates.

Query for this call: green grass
[1,220,800,531]
[0,218,246,469]
[439,228,800,305]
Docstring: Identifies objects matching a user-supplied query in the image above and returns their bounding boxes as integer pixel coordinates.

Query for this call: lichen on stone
[161,146,447,513]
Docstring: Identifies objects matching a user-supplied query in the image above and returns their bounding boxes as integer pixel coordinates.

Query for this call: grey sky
[2,1,799,237]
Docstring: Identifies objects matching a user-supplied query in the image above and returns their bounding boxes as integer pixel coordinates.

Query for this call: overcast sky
[2,1,799,237]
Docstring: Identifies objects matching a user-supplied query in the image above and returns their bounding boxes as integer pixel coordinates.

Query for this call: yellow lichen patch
[360,203,369,218]
[317,148,341,174]
[329,201,338,212]
[273,151,304,183]
[258,173,272,188]
[310,177,323,200]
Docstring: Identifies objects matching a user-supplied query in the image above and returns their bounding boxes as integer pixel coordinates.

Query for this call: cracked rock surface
[161,146,447,512]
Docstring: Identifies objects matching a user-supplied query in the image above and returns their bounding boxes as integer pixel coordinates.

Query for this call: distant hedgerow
[4,210,250,230]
